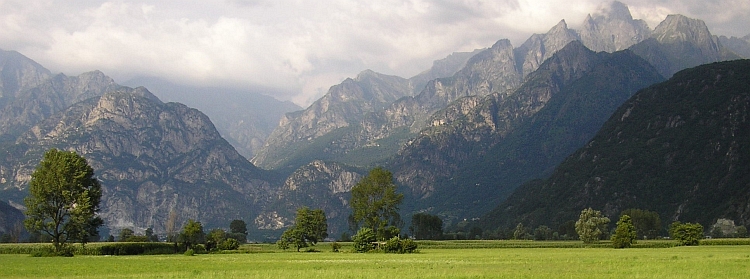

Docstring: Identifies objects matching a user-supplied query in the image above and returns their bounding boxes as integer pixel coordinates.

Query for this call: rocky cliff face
[392,42,664,224]
[515,20,580,77]
[481,60,750,230]
[578,1,651,52]
[1,86,281,236]
[629,14,734,78]
[122,77,301,160]
[718,34,750,58]
[0,49,51,100]
[0,70,122,138]
[252,1,659,176]
[251,70,415,170]
[260,160,363,234]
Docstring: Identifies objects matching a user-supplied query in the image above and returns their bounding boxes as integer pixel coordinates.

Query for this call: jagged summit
[653,14,715,44]
[579,1,651,52]
[592,1,634,21]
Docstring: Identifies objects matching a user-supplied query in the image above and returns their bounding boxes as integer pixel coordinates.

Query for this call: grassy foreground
[1,244,749,278]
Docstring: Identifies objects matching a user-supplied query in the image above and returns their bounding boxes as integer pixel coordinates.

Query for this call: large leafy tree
[611,215,637,248]
[620,208,662,239]
[24,149,103,253]
[178,219,205,250]
[277,207,328,251]
[575,208,610,244]
[228,219,248,243]
[410,213,443,240]
[350,167,404,240]
[669,221,704,246]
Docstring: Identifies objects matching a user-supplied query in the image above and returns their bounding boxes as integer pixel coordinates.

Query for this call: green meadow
[1,241,749,278]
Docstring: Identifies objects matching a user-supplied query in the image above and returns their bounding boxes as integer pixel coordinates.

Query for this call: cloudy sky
[1,0,748,106]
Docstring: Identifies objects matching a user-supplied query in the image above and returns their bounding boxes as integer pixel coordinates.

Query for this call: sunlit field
[1,241,749,278]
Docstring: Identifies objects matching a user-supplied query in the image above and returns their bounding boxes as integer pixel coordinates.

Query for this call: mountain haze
[123,77,301,159]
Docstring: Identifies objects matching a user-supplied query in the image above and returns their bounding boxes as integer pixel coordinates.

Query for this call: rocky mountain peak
[515,19,578,76]
[595,1,634,21]
[579,1,651,52]
[0,49,52,98]
[653,14,715,46]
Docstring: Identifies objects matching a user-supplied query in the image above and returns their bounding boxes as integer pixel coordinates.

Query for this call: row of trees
[18,148,744,255]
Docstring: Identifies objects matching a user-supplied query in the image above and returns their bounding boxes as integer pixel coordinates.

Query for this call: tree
[23,149,103,253]
[620,209,661,239]
[575,208,610,244]
[277,207,328,252]
[534,225,553,241]
[145,227,158,242]
[230,219,248,235]
[178,219,205,250]
[736,226,748,238]
[228,219,248,243]
[669,222,703,246]
[513,223,527,240]
[410,213,443,240]
[350,167,404,240]
[165,209,178,242]
[206,228,227,251]
[119,228,135,241]
[611,215,637,248]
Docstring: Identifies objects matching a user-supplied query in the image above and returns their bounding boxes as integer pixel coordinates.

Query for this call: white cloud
[0,0,747,107]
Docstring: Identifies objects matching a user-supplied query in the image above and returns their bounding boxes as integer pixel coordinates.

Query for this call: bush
[184,249,195,256]
[353,228,376,253]
[218,238,240,250]
[383,236,402,253]
[669,222,704,246]
[99,242,177,255]
[400,238,418,253]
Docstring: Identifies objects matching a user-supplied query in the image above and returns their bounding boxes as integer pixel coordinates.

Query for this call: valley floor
[1,242,749,278]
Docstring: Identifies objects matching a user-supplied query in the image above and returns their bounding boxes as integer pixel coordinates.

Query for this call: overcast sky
[1,1,748,106]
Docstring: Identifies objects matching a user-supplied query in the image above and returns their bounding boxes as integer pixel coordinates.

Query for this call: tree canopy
[620,208,661,239]
[350,167,404,240]
[277,207,328,251]
[611,215,637,248]
[669,221,704,246]
[178,219,205,250]
[575,208,610,244]
[24,148,103,253]
[410,213,443,240]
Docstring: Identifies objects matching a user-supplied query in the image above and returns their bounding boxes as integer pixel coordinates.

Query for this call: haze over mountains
[1,1,749,238]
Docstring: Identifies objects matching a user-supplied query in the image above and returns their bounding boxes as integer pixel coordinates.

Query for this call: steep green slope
[481,60,750,230]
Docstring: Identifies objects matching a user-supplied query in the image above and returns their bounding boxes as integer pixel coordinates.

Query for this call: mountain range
[480,59,750,231]
[1,1,749,239]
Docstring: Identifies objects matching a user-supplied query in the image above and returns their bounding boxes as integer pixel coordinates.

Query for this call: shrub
[218,238,240,250]
[353,228,376,253]
[400,238,418,253]
[98,242,177,255]
[184,249,195,256]
[669,222,704,246]
[383,236,402,253]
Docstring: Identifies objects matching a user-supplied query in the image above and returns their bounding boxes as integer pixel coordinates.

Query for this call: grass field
[1,242,749,278]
